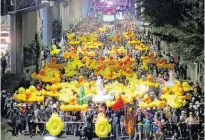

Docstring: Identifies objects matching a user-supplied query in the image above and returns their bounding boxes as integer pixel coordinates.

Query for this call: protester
[185,111,198,140]
[20,103,27,134]
[4,92,12,118]
[1,90,7,118]
[10,103,20,136]
[178,110,187,139]
[3,16,204,140]
[37,105,46,135]
[24,69,31,88]
[26,104,35,137]
[1,56,7,75]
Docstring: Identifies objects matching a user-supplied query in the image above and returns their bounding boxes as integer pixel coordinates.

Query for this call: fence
[31,121,204,140]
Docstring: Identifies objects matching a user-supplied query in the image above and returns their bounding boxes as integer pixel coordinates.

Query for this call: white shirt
[25,72,31,81]
[40,51,44,60]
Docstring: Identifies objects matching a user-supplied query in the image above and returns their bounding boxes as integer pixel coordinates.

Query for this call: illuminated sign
[103,15,116,22]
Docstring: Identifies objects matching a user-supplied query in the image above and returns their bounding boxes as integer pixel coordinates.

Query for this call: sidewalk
[1,118,18,140]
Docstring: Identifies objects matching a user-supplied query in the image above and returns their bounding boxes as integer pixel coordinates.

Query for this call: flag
[79,86,85,105]
[111,96,124,111]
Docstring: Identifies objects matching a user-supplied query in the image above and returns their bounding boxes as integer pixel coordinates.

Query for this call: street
[1,118,99,140]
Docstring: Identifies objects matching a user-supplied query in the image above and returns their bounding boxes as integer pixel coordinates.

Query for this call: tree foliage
[137,0,204,62]
[24,33,42,73]
[52,20,62,43]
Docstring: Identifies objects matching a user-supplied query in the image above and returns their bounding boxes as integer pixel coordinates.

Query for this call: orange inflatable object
[80,48,96,57]
[110,34,121,42]
[47,58,65,70]
[69,95,77,105]
[143,94,151,104]
[60,104,88,111]
[148,59,161,64]
[63,48,77,59]
[135,43,148,51]
[78,76,85,83]
[99,57,105,62]
[124,111,135,136]
[156,64,174,69]
[25,89,31,97]
[146,75,152,81]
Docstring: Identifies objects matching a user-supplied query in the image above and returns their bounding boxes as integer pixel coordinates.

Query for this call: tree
[137,0,204,63]
[52,20,62,44]
[27,33,42,73]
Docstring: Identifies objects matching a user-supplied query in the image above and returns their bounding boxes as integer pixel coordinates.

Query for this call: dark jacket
[10,108,20,122]
[1,58,7,68]
[111,112,120,125]
[26,109,34,122]
[37,109,46,121]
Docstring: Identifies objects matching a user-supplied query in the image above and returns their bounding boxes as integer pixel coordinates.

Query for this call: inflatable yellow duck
[95,113,111,138]
[50,45,60,56]
[46,112,64,136]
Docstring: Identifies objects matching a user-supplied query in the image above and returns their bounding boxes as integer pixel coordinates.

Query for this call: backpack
[86,122,93,133]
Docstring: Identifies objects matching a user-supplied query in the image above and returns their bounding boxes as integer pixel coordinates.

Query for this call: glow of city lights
[6,37,10,44]
[116,12,124,20]
[107,1,113,6]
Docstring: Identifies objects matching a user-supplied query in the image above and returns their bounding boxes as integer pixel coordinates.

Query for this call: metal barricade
[31,121,204,139]
[36,121,86,135]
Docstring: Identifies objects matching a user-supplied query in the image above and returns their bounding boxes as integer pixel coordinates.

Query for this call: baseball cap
[52,104,57,108]
[22,103,27,107]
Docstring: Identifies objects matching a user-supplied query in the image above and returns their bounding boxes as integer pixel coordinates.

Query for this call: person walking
[171,111,180,136]
[64,111,71,135]
[111,110,120,139]
[10,103,20,136]
[1,56,7,75]
[40,50,45,66]
[25,69,31,88]
[26,105,35,137]
[4,93,13,118]
[20,103,27,134]
[143,115,151,140]
[135,108,144,140]
[185,112,198,140]
[1,90,7,118]
[37,105,46,135]
[84,116,93,140]
[178,110,187,139]
[33,105,39,135]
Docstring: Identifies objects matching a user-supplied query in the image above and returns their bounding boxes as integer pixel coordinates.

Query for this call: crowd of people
[1,83,204,140]
[1,16,204,140]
